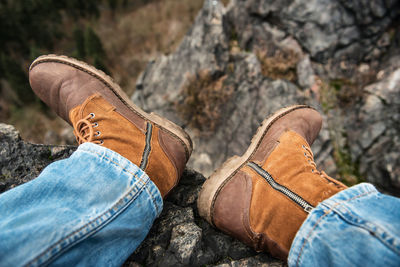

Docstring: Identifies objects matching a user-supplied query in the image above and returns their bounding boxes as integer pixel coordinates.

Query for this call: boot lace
[302,144,344,189]
[73,113,103,145]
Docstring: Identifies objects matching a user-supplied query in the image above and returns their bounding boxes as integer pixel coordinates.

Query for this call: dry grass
[256,49,299,82]
[95,0,204,95]
[175,69,233,135]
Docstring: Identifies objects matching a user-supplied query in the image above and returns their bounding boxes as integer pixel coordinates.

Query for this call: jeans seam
[25,152,148,267]
[144,185,161,215]
[295,190,374,267]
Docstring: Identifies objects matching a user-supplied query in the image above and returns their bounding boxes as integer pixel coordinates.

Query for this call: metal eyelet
[311,169,315,173]
[302,145,306,149]
[95,131,101,137]
[99,140,104,145]
[304,152,307,156]
[89,113,95,118]
[93,122,98,128]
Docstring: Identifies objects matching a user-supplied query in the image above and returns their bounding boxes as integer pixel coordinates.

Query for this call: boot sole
[30,54,193,159]
[197,105,313,225]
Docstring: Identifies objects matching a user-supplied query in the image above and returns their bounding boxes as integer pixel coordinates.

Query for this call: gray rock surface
[347,67,400,193]
[133,0,400,194]
[232,0,398,62]
[0,124,282,266]
[0,123,76,193]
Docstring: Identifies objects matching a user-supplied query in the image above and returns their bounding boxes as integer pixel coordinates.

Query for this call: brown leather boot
[197,105,347,260]
[29,55,192,197]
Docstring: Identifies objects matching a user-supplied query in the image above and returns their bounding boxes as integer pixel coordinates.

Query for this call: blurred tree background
[0,0,204,143]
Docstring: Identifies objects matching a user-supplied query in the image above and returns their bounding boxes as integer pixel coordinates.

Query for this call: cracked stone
[168,222,202,265]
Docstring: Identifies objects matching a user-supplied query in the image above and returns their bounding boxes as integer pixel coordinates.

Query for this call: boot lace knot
[73,113,103,145]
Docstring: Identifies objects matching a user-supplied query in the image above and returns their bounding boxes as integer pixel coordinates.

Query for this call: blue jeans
[289,183,400,266]
[0,143,162,266]
[1,144,399,266]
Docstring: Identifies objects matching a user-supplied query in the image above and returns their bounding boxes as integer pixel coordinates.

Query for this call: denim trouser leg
[0,143,163,267]
[289,183,400,267]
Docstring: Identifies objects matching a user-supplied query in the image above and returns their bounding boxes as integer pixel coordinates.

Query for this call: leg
[0,143,162,266]
[289,183,400,266]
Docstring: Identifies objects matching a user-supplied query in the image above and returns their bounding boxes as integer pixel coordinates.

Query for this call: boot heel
[197,155,245,224]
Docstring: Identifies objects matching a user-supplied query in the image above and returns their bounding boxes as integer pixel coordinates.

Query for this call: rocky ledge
[0,123,282,266]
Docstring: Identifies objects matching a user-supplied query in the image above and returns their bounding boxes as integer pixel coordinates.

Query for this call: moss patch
[175,70,233,136]
[256,49,299,82]
[328,79,363,108]
[331,138,362,186]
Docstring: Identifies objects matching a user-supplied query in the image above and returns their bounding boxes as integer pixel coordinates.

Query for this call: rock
[168,222,202,265]
[297,55,316,89]
[346,68,400,192]
[227,0,399,63]
[0,123,76,193]
[359,121,386,149]
[215,254,282,267]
